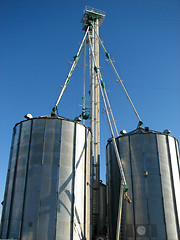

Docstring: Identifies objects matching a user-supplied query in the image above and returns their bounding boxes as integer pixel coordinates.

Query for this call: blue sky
[0,0,180,216]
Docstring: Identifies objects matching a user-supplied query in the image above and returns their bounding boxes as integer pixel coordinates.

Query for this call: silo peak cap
[163,129,171,134]
[24,113,33,119]
[120,130,127,135]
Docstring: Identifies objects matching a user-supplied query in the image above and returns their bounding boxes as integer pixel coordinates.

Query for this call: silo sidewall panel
[118,136,135,238]
[109,141,120,240]
[1,124,21,238]
[157,134,178,239]
[56,120,75,240]
[21,119,46,240]
[130,134,149,229]
[36,119,61,240]
[8,121,32,238]
[144,134,166,239]
[175,140,180,171]
[74,124,85,239]
[167,137,180,235]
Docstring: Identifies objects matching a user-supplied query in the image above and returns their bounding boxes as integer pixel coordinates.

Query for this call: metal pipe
[116,184,124,240]
[89,23,100,235]
[82,41,86,125]
[94,19,101,234]
[55,26,89,108]
[88,31,127,187]
[99,72,119,137]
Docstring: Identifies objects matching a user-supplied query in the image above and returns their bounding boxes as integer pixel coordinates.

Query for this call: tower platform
[81,6,106,30]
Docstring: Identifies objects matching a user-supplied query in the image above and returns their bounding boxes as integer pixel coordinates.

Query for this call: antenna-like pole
[82,43,86,125]
[82,6,106,237]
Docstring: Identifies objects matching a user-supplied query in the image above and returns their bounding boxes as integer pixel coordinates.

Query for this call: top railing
[81,6,106,30]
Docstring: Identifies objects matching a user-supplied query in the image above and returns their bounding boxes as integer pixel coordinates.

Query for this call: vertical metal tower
[82,7,106,237]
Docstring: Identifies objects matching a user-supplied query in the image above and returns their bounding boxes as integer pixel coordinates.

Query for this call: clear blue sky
[0,0,180,217]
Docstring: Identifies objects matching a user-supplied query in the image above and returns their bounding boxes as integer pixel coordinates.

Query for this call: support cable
[82,41,86,125]
[116,184,124,240]
[99,71,119,137]
[88,30,129,191]
[93,28,143,127]
[52,26,89,113]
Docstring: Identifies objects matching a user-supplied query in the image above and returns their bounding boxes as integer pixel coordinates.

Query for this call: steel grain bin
[106,128,180,240]
[0,116,92,240]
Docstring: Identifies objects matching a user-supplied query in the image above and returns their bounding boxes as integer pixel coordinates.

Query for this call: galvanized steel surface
[0,116,92,240]
[106,128,180,240]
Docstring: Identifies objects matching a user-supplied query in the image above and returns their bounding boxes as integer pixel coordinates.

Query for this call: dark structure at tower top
[81,6,106,30]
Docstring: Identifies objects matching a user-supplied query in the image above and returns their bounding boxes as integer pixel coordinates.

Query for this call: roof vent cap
[24,113,33,119]
[163,129,171,134]
[120,130,127,135]
[144,127,149,132]
[74,116,82,122]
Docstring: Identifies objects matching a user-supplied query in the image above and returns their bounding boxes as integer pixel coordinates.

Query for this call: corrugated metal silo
[0,116,92,240]
[106,127,180,240]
